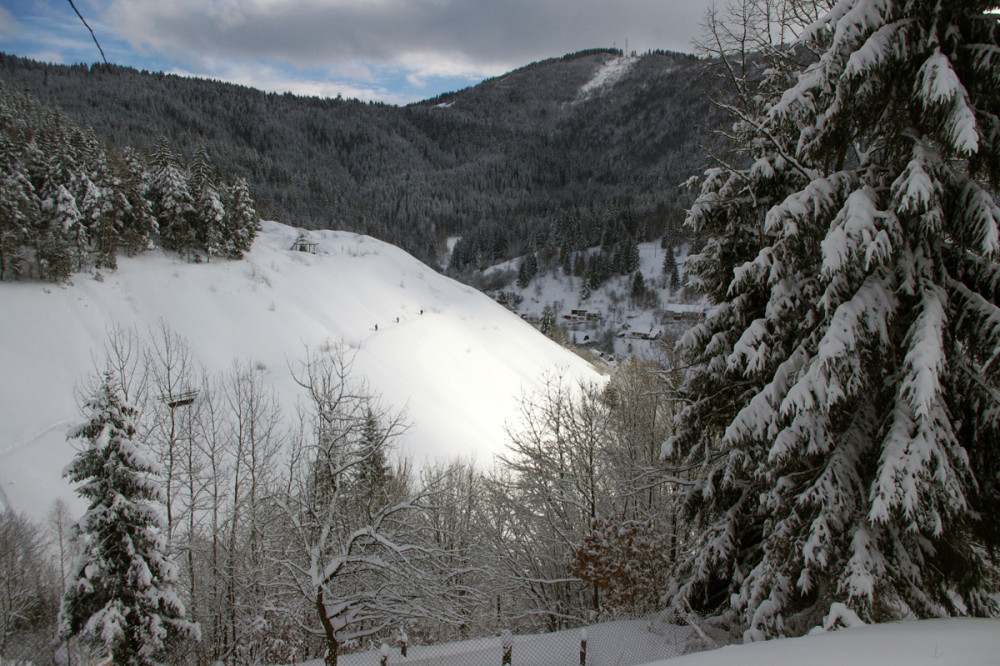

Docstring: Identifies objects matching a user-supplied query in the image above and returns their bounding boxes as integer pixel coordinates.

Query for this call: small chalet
[290,233,318,253]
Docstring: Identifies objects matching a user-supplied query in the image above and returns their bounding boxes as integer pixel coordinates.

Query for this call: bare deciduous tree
[278,345,470,666]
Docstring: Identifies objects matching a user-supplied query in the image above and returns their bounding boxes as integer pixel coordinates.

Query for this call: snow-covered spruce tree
[58,371,199,664]
[666,0,1000,639]
[148,138,195,256]
[221,176,261,259]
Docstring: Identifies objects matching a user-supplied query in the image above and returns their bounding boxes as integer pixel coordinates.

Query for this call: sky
[0,0,712,105]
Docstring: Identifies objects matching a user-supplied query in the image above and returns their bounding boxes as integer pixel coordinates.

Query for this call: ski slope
[0,221,603,519]
[576,55,638,100]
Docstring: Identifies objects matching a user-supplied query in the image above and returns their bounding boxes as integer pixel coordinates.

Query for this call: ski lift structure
[161,388,199,408]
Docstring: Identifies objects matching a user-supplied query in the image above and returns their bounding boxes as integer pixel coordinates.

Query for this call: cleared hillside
[0,221,602,519]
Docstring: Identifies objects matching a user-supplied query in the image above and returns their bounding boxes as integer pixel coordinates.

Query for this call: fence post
[380,643,390,666]
[399,627,409,657]
[501,629,513,665]
[580,627,587,665]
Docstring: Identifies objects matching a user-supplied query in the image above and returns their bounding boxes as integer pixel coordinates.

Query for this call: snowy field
[297,617,692,666]
[0,221,602,520]
[289,617,1000,665]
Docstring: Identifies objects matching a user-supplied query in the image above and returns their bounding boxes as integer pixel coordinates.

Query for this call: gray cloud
[104,0,710,78]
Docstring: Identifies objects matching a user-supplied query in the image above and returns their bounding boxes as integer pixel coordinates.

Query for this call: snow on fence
[299,616,704,666]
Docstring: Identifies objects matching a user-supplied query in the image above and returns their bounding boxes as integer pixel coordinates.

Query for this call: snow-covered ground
[0,221,602,520]
[290,616,1000,665]
[646,618,1000,666]
[301,617,691,666]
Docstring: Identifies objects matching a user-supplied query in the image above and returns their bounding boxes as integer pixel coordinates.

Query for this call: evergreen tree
[0,133,36,281]
[189,147,225,260]
[666,0,1000,639]
[221,177,260,259]
[630,271,647,300]
[116,148,156,257]
[517,252,538,288]
[58,372,198,664]
[354,409,396,514]
[539,304,557,338]
[148,138,195,255]
[614,239,640,275]
[662,242,681,292]
[34,185,74,282]
[74,129,124,271]
[559,244,572,275]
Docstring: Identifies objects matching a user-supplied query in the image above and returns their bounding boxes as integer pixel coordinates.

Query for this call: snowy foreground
[652,618,1000,666]
[0,221,601,519]
[302,617,1000,665]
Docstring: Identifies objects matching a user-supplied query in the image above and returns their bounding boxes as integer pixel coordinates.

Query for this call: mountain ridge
[0,49,729,267]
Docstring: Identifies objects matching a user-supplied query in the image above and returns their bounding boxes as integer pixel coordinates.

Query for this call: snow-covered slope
[576,55,639,101]
[0,221,602,519]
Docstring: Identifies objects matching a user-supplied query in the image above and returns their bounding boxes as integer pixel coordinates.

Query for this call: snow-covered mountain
[0,221,602,519]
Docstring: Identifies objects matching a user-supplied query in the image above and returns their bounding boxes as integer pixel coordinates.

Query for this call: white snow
[576,56,638,100]
[0,221,602,520]
[641,618,1000,666]
[287,616,1000,666]
[299,616,693,665]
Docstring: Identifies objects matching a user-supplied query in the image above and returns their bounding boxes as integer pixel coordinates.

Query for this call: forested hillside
[0,83,260,282]
[0,49,730,267]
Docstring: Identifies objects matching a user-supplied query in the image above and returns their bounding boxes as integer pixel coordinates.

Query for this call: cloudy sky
[0,0,712,104]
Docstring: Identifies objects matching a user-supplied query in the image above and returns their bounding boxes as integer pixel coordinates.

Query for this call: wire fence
[1,612,721,665]
[299,612,718,666]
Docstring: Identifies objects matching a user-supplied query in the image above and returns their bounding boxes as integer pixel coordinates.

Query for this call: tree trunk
[316,587,339,666]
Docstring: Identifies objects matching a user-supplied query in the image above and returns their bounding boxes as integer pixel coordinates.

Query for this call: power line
[66,0,108,66]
